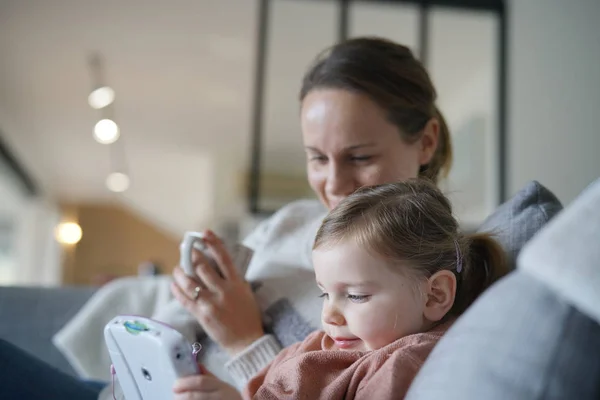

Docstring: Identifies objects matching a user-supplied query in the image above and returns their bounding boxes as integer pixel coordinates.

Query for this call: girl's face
[301,88,437,210]
[313,240,428,351]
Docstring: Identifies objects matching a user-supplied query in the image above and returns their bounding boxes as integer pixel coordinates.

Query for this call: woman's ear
[423,270,456,322]
[418,118,439,166]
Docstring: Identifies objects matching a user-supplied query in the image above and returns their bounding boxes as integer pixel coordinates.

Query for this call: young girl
[173,180,508,399]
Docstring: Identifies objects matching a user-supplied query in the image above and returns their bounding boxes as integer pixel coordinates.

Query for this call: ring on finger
[193,286,201,300]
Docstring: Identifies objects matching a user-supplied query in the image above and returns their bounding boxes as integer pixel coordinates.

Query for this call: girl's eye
[347,294,370,303]
[318,292,329,299]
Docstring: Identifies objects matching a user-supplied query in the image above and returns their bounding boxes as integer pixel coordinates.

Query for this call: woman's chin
[326,198,343,210]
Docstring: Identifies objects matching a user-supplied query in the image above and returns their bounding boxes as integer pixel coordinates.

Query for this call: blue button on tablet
[124,320,150,335]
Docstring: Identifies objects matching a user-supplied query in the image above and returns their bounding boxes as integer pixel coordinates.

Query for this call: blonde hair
[313,180,508,316]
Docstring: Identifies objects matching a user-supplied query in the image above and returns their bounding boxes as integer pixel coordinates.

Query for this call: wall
[508,0,600,204]
[0,159,61,286]
[62,203,180,285]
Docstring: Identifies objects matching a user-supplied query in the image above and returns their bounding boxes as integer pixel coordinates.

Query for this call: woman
[0,37,453,399]
[170,36,453,389]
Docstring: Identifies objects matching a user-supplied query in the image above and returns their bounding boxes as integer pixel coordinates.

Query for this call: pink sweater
[244,321,452,400]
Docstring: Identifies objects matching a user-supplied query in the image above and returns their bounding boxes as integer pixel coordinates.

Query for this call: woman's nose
[325,163,355,199]
[322,302,345,326]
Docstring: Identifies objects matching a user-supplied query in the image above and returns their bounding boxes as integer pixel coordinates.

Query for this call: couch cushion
[405,271,600,400]
[519,178,600,325]
[0,285,96,376]
[477,180,562,269]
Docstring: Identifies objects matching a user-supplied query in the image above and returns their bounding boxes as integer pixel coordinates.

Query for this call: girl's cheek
[352,310,388,337]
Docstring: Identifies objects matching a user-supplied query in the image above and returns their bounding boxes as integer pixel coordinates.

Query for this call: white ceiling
[0,0,255,196]
[0,0,499,235]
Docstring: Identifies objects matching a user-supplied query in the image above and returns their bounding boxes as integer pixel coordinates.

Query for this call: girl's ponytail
[451,233,509,316]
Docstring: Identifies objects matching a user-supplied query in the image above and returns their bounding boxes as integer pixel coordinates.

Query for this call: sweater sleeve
[241,335,313,399]
[224,334,283,388]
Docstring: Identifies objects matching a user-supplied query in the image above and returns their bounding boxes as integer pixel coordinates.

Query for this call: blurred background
[1,0,598,287]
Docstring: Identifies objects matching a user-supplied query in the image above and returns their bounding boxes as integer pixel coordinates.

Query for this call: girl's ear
[423,270,456,322]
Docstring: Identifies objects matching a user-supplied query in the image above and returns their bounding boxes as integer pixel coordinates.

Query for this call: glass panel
[255,1,500,225]
[429,7,500,229]
[258,0,337,212]
[349,1,420,54]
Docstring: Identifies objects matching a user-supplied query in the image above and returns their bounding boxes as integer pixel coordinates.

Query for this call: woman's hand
[173,365,242,400]
[172,230,265,355]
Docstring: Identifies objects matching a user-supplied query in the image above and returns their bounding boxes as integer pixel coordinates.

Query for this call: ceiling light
[88,86,115,109]
[93,119,120,144]
[55,222,83,245]
[106,172,130,192]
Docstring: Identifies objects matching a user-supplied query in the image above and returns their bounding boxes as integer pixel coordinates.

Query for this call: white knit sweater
[205,199,326,387]
[94,199,326,399]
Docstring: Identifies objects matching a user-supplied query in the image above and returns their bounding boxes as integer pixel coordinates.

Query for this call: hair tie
[454,239,463,273]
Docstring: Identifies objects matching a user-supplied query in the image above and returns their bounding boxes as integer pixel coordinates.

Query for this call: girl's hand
[173,366,242,400]
[171,230,264,355]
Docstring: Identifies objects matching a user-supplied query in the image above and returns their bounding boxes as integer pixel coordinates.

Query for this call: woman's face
[301,89,437,210]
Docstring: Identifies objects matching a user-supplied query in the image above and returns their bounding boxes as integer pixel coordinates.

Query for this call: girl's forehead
[313,243,406,284]
[312,240,372,263]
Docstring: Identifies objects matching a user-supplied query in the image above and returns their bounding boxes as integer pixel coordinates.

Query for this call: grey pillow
[405,271,600,400]
[477,180,562,269]
[405,181,600,400]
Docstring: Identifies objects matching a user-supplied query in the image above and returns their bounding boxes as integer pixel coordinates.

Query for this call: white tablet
[104,316,200,400]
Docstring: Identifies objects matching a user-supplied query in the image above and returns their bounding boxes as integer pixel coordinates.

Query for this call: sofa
[0,285,97,376]
[1,179,599,399]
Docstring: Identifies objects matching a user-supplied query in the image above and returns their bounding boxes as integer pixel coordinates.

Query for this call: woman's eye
[309,155,327,163]
[318,292,329,299]
[350,155,372,162]
[347,294,370,303]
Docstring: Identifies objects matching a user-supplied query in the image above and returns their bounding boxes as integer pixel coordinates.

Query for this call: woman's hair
[300,37,452,183]
[313,180,508,317]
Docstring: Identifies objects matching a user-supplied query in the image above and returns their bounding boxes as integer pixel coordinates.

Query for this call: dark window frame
[0,132,38,196]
